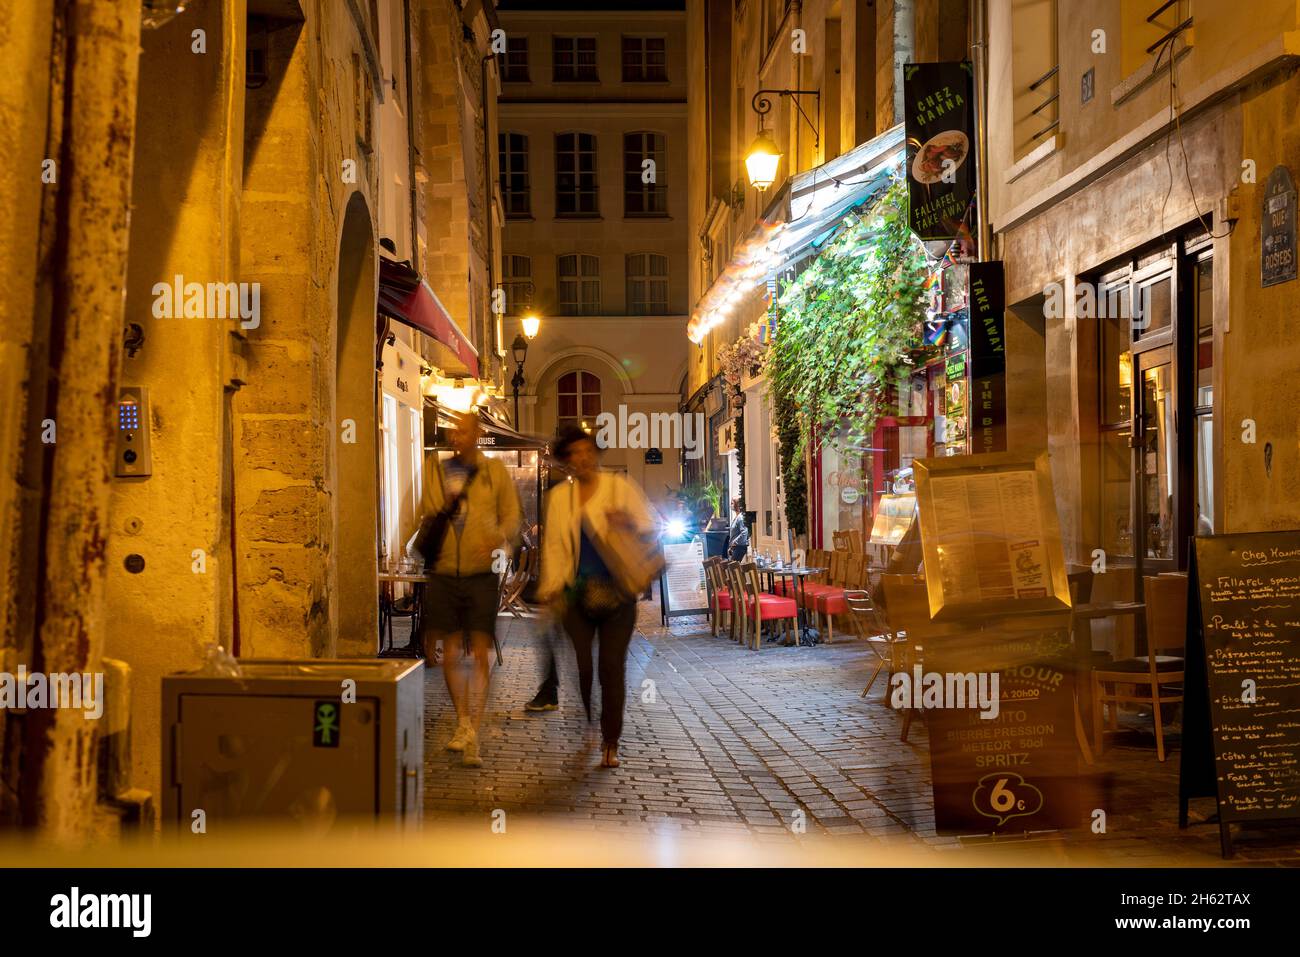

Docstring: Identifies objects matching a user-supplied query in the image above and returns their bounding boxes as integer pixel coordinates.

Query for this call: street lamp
[745,129,781,190]
[511,314,540,428]
[745,88,820,191]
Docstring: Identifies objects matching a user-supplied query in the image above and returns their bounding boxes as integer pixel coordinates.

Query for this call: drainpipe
[971,0,991,259]
[22,0,143,840]
[403,0,420,271]
[481,49,497,385]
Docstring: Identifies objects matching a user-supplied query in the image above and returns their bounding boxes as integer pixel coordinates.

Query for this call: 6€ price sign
[972,772,1043,826]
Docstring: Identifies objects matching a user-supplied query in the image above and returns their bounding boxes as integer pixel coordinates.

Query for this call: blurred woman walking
[537,425,660,768]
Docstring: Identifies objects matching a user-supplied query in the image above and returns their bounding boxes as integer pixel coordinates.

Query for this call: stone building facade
[495,0,690,512]
[0,0,502,839]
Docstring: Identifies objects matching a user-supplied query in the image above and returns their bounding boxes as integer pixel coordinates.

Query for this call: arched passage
[334,191,379,656]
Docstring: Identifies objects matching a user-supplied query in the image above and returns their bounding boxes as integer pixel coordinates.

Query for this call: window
[552,36,598,82]
[1194,253,1214,535]
[502,36,529,82]
[1010,0,1058,163]
[557,254,601,315]
[498,132,530,217]
[622,36,666,82]
[555,132,598,216]
[623,132,667,216]
[557,371,602,429]
[503,255,533,316]
[626,253,669,315]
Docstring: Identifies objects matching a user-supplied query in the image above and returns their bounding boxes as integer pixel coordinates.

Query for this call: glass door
[1134,346,1176,571]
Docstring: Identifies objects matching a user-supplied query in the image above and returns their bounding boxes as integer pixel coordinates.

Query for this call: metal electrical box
[115,386,152,478]
[161,659,423,829]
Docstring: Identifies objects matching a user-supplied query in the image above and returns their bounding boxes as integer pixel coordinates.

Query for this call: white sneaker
[461,729,483,768]
[446,720,470,752]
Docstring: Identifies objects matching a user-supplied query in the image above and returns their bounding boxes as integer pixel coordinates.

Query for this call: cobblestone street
[418,600,1300,866]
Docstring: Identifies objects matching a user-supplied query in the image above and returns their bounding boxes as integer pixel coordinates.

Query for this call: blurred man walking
[416,412,520,767]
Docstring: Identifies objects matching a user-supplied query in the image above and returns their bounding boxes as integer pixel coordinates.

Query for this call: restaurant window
[1098,266,1134,559]
[622,36,667,82]
[503,255,533,315]
[381,394,401,561]
[498,132,530,217]
[502,35,529,83]
[552,36,598,82]
[408,406,424,525]
[626,253,669,314]
[623,131,668,217]
[557,254,601,315]
[557,370,602,429]
[555,132,598,216]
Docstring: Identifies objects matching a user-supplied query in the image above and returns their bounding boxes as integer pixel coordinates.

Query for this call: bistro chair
[844,586,905,698]
[1090,575,1187,762]
[811,554,868,643]
[704,557,734,638]
[737,562,799,650]
[498,546,536,620]
[724,561,748,644]
[880,574,933,742]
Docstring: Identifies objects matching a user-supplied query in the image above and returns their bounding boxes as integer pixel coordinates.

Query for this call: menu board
[1181,532,1300,853]
[869,493,916,546]
[914,452,1070,620]
[927,647,1088,834]
[659,540,708,620]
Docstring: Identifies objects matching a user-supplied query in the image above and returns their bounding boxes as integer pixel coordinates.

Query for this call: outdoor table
[754,562,827,646]
[378,571,428,657]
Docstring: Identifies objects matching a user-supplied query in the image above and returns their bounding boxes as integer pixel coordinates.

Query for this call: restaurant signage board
[968,261,1007,455]
[659,540,708,622]
[903,61,976,241]
[913,451,1071,621]
[1180,531,1300,857]
[926,635,1086,835]
[1262,165,1296,287]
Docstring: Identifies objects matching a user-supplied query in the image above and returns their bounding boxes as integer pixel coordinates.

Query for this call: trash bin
[161,658,423,829]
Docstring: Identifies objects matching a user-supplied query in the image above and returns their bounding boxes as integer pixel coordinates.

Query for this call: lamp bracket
[751,88,820,148]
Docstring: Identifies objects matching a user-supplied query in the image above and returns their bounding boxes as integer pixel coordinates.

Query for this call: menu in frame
[914,452,1071,620]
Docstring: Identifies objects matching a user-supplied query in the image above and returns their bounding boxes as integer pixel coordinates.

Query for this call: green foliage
[767,179,930,456]
[774,390,806,537]
[671,479,722,520]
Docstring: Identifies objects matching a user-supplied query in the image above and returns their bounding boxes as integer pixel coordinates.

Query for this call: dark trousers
[562,601,636,746]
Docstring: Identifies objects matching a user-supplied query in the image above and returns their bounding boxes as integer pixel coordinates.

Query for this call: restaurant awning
[686,124,906,344]
[776,123,905,270]
[425,403,548,451]
[378,258,479,378]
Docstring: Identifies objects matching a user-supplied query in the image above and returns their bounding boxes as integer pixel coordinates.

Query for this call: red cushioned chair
[812,555,867,642]
[703,558,734,639]
[737,562,798,650]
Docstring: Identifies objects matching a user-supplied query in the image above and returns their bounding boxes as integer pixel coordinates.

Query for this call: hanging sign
[968,261,1007,455]
[903,61,976,241]
[1262,165,1296,287]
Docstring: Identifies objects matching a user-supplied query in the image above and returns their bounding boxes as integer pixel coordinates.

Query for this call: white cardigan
[537,472,658,599]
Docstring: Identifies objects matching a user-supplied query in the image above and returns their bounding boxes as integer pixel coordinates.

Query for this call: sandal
[599,744,620,768]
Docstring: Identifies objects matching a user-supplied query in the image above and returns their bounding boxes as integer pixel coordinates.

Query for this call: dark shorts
[423,572,499,639]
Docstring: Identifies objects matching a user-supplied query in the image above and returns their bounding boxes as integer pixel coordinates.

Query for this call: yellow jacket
[419,451,522,577]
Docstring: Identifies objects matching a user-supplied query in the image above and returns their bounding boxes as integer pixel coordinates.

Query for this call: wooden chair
[703,557,734,638]
[811,554,867,643]
[1090,574,1187,762]
[844,583,906,697]
[723,561,748,644]
[880,574,933,741]
[736,562,799,650]
[498,546,535,619]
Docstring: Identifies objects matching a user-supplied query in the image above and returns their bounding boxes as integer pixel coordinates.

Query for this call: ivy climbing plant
[767,179,930,459]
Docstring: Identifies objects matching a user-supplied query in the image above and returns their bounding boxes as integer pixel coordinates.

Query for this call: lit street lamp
[511,314,540,428]
[744,128,781,190]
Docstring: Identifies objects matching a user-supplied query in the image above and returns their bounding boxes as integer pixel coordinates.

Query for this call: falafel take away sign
[904,62,976,241]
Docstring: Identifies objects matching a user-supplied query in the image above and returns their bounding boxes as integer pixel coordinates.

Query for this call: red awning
[378,258,479,378]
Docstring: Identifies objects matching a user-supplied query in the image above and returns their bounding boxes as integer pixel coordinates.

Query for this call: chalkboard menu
[1181,531,1300,857]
